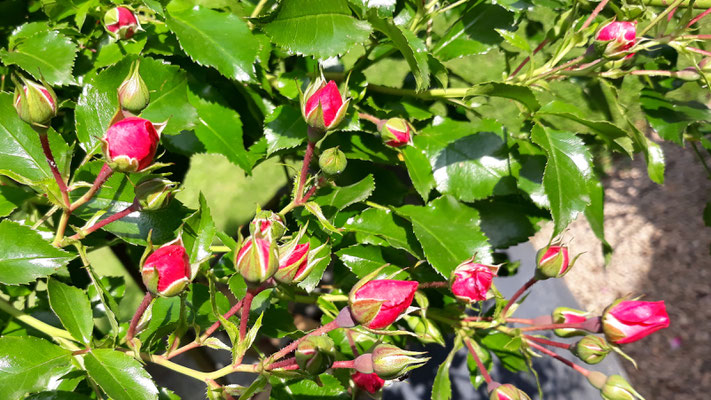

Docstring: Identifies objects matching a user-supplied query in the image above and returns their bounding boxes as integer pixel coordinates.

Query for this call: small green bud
[13,77,58,127]
[601,375,645,400]
[295,336,336,375]
[119,60,150,113]
[134,177,178,211]
[370,343,429,380]
[319,147,347,176]
[573,335,610,364]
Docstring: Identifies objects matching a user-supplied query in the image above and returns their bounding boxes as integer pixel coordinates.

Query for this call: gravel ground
[532,141,711,400]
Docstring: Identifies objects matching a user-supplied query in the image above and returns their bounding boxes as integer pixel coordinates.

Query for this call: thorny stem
[526,340,590,377]
[464,338,493,387]
[357,112,385,129]
[300,177,326,204]
[639,0,686,37]
[126,292,154,345]
[265,357,297,370]
[38,130,70,208]
[346,329,360,356]
[267,319,340,364]
[687,6,711,28]
[511,39,550,78]
[295,141,316,204]
[524,55,586,84]
[69,163,114,212]
[239,290,257,341]
[418,281,449,289]
[501,277,538,316]
[581,0,610,31]
[69,201,139,241]
[524,335,572,350]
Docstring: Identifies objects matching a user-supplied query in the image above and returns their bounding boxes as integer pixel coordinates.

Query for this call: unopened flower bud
[118,60,150,113]
[235,236,278,285]
[380,118,412,147]
[552,307,589,338]
[599,375,644,400]
[348,273,418,329]
[369,343,429,380]
[319,147,347,175]
[595,21,637,59]
[104,6,140,40]
[351,372,385,394]
[13,77,57,126]
[249,210,286,240]
[404,316,445,345]
[295,336,336,375]
[602,299,669,345]
[141,239,191,297]
[300,77,350,132]
[573,335,610,364]
[535,244,572,279]
[103,117,161,173]
[134,177,178,211]
[489,383,532,400]
[450,258,497,303]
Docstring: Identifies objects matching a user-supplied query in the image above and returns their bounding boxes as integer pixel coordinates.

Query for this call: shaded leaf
[343,207,422,256]
[369,17,430,91]
[433,4,513,60]
[467,82,540,112]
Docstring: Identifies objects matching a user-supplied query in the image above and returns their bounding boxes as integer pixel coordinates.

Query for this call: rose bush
[0,0,704,399]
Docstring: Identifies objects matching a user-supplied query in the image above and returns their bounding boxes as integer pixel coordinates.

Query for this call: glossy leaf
[530,124,593,236]
[180,193,216,271]
[297,237,332,293]
[47,278,93,344]
[84,349,158,400]
[270,374,349,399]
[467,82,540,112]
[313,174,375,217]
[343,207,422,257]
[402,144,435,201]
[0,186,32,218]
[166,6,258,81]
[336,244,409,279]
[264,105,308,155]
[433,4,513,60]
[640,89,711,145]
[25,392,92,400]
[432,337,462,400]
[0,220,74,285]
[369,17,430,91]
[262,0,372,58]
[0,30,77,86]
[0,337,73,400]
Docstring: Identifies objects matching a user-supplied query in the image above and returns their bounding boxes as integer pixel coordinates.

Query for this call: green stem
[367,85,468,99]
[639,0,686,37]
[691,141,711,178]
[0,298,79,347]
[644,0,711,7]
[52,211,70,247]
[250,0,270,18]
[37,129,70,208]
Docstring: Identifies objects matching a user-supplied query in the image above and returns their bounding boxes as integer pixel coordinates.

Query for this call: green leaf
[270,374,349,400]
[0,336,73,400]
[264,105,308,156]
[584,178,612,262]
[343,207,422,257]
[640,89,711,145]
[235,311,263,361]
[496,28,531,52]
[297,237,331,293]
[166,6,258,81]
[47,278,93,344]
[228,274,247,300]
[321,131,400,163]
[467,82,540,112]
[397,196,492,277]
[313,174,375,217]
[416,119,519,202]
[480,332,527,372]
[303,202,341,234]
[26,391,92,400]
[432,337,462,400]
[0,186,32,217]
[369,17,430,91]
[474,197,542,249]
[188,91,251,172]
[0,220,74,285]
[402,144,435,201]
[0,30,78,86]
[433,4,513,61]
[336,244,409,279]
[180,193,216,273]
[530,124,593,236]
[84,349,158,400]
[262,0,373,59]
[644,139,665,185]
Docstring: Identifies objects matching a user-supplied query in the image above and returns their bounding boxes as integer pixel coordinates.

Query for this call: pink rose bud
[118,60,150,114]
[274,243,310,284]
[552,307,590,337]
[102,117,161,173]
[104,6,140,40]
[595,21,637,58]
[13,77,57,126]
[489,384,532,400]
[235,236,278,285]
[351,372,385,394]
[535,245,572,279]
[573,335,610,365]
[602,299,670,344]
[141,240,191,297]
[300,77,350,132]
[380,118,412,147]
[369,343,429,380]
[249,210,287,240]
[449,259,497,303]
[348,275,418,329]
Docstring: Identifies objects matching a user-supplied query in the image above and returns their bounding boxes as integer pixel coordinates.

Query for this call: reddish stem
[295,141,316,204]
[357,112,385,129]
[239,290,256,341]
[268,319,340,363]
[581,0,610,30]
[524,335,572,350]
[127,292,154,344]
[418,281,449,289]
[300,177,326,204]
[687,46,711,57]
[70,163,114,212]
[464,338,493,387]
[266,357,297,370]
[38,130,70,208]
[517,317,602,333]
[526,340,590,377]
[687,7,711,28]
[511,39,549,78]
[501,277,538,316]
[346,329,360,356]
[70,201,139,240]
[331,360,356,369]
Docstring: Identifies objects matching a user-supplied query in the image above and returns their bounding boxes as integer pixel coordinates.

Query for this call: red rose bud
[535,245,572,279]
[141,240,191,297]
[295,335,336,375]
[450,259,497,303]
[598,375,644,400]
[595,21,636,58]
[348,275,418,329]
[489,384,532,400]
[380,118,412,147]
[573,335,610,365]
[351,372,385,394]
[118,60,150,114]
[13,77,57,126]
[301,77,350,132]
[318,147,347,176]
[103,117,160,173]
[134,177,178,211]
[235,236,278,285]
[369,343,429,380]
[104,6,140,40]
[552,307,590,337]
[249,210,286,240]
[602,299,669,344]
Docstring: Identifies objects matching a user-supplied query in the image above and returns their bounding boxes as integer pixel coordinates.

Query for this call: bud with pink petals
[235,236,278,285]
[13,77,57,127]
[104,6,140,40]
[450,258,497,303]
[348,271,418,329]
[102,117,161,173]
[249,210,286,240]
[552,307,590,337]
[602,299,670,344]
[535,244,573,279]
[300,76,350,132]
[489,384,532,400]
[141,239,191,297]
[595,21,637,58]
[380,118,412,147]
[351,372,385,394]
